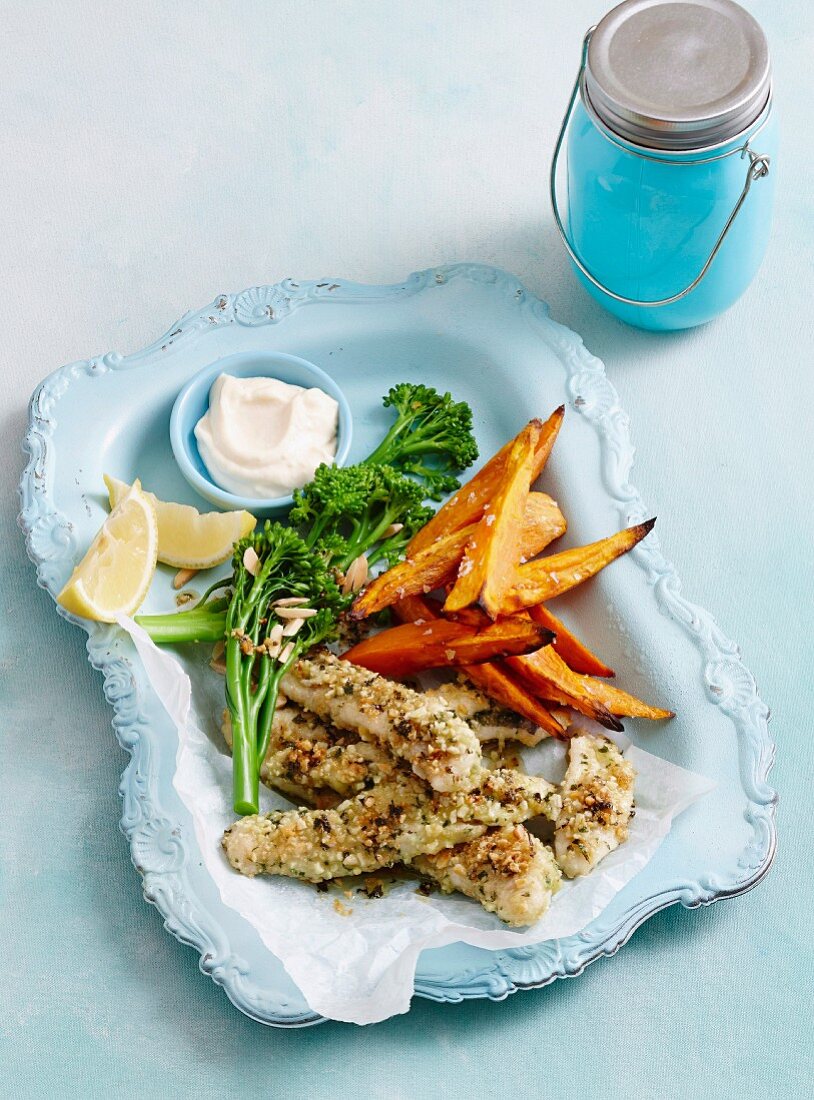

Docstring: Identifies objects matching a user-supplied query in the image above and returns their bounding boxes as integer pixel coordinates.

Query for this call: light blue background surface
[1,2,811,1097]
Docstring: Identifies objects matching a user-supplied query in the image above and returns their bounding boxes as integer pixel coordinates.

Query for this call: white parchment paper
[121,616,715,1024]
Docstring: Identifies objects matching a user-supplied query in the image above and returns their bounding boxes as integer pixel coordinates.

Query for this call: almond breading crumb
[412,826,562,926]
[280,650,483,792]
[222,769,561,882]
[425,677,541,745]
[221,705,396,802]
[554,733,635,878]
[264,707,399,798]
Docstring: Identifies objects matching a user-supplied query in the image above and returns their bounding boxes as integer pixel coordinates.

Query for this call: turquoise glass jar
[550,0,776,331]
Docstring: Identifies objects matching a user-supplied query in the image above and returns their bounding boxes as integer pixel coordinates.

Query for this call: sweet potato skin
[498,519,656,614]
[343,617,553,678]
[528,604,615,678]
[351,493,565,620]
[445,421,541,615]
[406,407,564,555]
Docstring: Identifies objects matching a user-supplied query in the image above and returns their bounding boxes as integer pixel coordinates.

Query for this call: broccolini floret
[362,382,479,497]
[291,462,433,570]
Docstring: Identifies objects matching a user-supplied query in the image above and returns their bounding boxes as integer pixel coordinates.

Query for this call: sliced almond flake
[382,522,404,538]
[341,554,369,595]
[281,617,305,637]
[267,623,284,645]
[275,606,318,620]
[173,567,198,590]
[243,547,260,576]
[279,641,295,662]
[272,595,310,607]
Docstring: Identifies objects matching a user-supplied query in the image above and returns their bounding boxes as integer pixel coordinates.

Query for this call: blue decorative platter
[18,264,776,1026]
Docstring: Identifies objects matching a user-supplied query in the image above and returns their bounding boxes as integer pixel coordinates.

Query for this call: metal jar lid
[584,0,771,150]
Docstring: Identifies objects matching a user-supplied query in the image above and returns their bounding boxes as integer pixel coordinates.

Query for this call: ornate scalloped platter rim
[413,831,774,1007]
[18,263,776,1026]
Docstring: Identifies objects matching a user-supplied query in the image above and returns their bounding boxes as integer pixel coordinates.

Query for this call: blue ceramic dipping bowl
[170,351,353,516]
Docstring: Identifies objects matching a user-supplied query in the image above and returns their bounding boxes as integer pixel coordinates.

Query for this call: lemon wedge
[104,475,256,569]
[57,481,158,622]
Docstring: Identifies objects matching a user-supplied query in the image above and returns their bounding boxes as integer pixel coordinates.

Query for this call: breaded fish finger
[222,704,398,800]
[223,769,561,881]
[554,733,635,878]
[425,678,542,745]
[412,825,562,926]
[281,651,482,793]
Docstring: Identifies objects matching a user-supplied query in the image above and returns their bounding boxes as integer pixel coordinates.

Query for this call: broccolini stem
[226,633,258,815]
[366,532,407,568]
[225,568,258,813]
[195,577,233,604]
[337,505,404,572]
[134,609,227,644]
[256,677,281,769]
[360,420,413,468]
[303,509,332,550]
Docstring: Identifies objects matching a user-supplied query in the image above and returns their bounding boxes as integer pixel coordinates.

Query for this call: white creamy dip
[194,373,339,498]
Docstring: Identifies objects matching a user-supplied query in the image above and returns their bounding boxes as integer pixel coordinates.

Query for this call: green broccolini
[135,382,478,815]
[362,382,479,498]
[290,462,434,570]
[225,524,344,815]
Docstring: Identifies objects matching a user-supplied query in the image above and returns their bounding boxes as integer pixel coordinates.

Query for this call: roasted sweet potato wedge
[351,493,565,620]
[445,421,541,615]
[391,594,568,742]
[444,605,491,628]
[528,604,615,678]
[391,593,444,623]
[350,527,471,619]
[451,602,668,725]
[577,679,674,720]
[498,519,656,614]
[343,617,553,679]
[510,644,672,723]
[522,492,567,547]
[407,406,565,555]
[461,661,570,742]
[507,646,624,732]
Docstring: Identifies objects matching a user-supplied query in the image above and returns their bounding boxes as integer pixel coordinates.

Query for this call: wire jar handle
[549,28,772,309]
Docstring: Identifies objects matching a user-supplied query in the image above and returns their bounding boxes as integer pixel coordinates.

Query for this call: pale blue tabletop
[2,1,812,1097]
